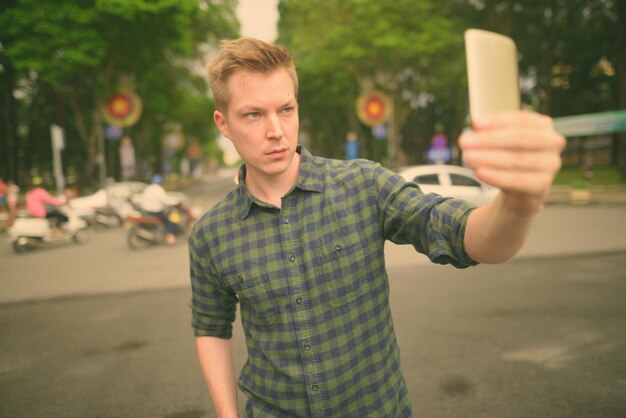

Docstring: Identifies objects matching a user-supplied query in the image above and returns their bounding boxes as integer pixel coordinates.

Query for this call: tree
[278,0,465,167]
[278,0,622,172]
[453,0,618,115]
[0,0,238,187]
[451,0,623,177]
[615,0,626,179]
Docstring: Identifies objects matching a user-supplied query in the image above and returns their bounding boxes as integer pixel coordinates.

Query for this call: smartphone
[464,29,520,121]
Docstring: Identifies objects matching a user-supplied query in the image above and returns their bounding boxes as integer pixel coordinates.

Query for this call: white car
[397,164,499,206]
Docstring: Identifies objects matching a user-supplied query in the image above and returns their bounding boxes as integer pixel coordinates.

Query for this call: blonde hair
[206,37,298,112]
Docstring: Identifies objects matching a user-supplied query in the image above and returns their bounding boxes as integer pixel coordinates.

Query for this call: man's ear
[214,110,231,139]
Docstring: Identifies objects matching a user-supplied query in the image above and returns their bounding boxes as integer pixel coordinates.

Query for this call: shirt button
[295,296,303,304]
[282,216,289,224]
[335,244,342,252]
[304,343,311,351]
[289,255,296,262]
[311,384,319,392]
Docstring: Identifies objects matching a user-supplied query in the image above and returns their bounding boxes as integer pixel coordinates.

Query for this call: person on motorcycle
[139,175,180,245]
[25,176,68,236]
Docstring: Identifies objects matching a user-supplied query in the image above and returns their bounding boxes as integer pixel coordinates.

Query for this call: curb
[547,185,626,206]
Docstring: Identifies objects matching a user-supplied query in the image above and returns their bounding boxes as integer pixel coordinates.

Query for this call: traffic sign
[426,147,451,164]
[105,124,123,140]
[372,124,387,140]
[187,144,202,159]
[356,90,391,126]
[431,133,448,148]
[162,131,185,152]
[101,91,143,128]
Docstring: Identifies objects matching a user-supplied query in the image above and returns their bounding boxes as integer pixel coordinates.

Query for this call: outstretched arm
[196,336,239,418]
[41,189,66,206]
[460,111,566,263]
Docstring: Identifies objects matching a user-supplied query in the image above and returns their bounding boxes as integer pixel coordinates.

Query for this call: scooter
[8,206,90,253]
[92,205,123,228]
[126,203,195,251]
[68,189,130,229]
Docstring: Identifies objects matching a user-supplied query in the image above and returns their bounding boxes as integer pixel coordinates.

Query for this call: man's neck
[245,153,301,208]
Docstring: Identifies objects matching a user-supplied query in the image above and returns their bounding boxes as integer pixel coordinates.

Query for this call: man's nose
[265,113,284,139]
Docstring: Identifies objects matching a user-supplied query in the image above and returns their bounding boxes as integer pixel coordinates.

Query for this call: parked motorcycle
[69,189,134,229]
[126,203,195,250]
[8,206,90,253]
[92,206,124,228]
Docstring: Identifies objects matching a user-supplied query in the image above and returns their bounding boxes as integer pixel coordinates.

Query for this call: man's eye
[282,107,294,114]
[245,112,260,118]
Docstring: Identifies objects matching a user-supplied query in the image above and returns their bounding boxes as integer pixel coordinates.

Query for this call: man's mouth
[266,148,287,159]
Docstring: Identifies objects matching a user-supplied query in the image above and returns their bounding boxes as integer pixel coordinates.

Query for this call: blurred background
[0,0,624,194]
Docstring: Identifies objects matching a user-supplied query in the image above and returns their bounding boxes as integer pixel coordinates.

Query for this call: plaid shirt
[189,146,477,417]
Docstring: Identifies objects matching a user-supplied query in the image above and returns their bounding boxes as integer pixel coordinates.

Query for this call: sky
[236,0,279,41]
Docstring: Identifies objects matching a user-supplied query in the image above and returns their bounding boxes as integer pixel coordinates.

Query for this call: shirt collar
[236,145,322,219]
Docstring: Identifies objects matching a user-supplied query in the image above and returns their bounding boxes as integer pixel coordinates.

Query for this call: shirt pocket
[222,266,280,326]
[316,236,371,309]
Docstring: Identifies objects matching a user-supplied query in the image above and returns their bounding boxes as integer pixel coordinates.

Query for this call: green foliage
[277,0,621,167]
[279,0,467,164]
[457,0,619,116]
[1,1,105,84]
[554,165,624,186]
[3,0,623,184]
[0,0,239,186]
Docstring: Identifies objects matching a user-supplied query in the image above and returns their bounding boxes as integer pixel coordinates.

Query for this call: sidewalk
[547,185,626,206]
[385,204,626,268]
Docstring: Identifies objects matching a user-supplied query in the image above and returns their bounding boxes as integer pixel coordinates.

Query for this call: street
[1,179,626,417]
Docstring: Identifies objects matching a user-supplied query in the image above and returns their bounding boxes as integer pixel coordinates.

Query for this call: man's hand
[459,111,566,214]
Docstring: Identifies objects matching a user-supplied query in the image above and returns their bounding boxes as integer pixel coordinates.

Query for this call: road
[1,178,626,417]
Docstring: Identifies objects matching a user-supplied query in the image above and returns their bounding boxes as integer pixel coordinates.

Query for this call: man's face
[214,68,299,181]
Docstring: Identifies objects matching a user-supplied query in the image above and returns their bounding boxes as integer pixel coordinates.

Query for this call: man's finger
[459,127,566,152]
[471,110,554,130]
[473,167,556,195]
[463,149,563,173]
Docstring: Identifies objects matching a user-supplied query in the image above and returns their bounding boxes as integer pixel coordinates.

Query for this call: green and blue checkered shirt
[189,146,477,417]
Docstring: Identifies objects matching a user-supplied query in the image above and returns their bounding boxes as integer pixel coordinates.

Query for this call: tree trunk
[0,58,18,180]
[616,0,626,179]
[68,92,100,187]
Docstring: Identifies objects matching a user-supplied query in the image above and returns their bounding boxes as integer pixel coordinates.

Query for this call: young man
[189,37,565,417]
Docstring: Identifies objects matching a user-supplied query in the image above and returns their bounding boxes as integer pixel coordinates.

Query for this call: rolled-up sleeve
[188,227,238,338]
[369,163,478,269]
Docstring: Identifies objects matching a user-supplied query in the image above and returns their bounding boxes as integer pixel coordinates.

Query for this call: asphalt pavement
[1,176,626,418]
[1,250,625,418]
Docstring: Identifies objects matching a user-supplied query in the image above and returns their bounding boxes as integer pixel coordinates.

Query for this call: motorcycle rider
[25,176,68,236]
[138,175,180,245]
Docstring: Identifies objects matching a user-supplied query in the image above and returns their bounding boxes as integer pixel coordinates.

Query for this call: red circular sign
[102,91,142,128]
[365,98,384,120]
[107,94,133,117]
[187,144,201,158]
[356,90,391,127]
